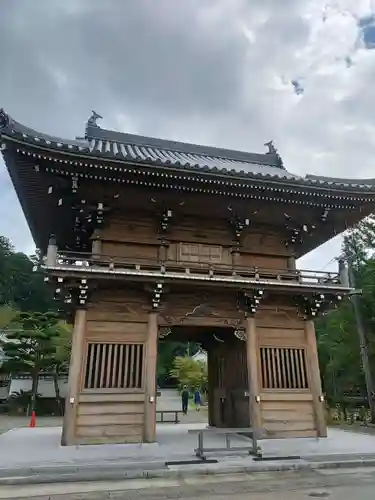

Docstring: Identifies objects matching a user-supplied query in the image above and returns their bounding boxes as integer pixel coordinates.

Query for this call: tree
[0,236,55,313]
[317,215,375,415]
[170,356,207,392]
[157,341,200,386]
[0,304,18,329]
[51,321,72,413]
[0,311,64,415]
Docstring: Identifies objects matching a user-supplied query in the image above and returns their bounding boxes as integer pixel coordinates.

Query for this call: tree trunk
[30,371,39,416]
[53,367,62,416]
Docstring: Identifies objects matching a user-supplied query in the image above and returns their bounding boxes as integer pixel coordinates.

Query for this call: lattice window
[260,347,309,390]
[84,342,144,390]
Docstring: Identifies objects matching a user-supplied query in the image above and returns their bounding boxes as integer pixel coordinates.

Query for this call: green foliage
[169,356,207,391]
[0,236,55,313]
[0,310,71,414]
[157,341,200,385]
[317,215,375,407]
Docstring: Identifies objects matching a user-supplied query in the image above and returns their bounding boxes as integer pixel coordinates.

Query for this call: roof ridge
[86,123,284,168]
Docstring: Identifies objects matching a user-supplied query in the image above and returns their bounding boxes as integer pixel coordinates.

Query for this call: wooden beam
[143,312,158,442]
[305,319,327,437]
[61,308,87,446]
[246,316,261,444]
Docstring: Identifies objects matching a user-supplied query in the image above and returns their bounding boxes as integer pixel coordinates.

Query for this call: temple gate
[1,107,374,445]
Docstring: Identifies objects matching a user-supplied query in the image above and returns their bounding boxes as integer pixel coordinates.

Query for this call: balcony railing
[42,251,346,290]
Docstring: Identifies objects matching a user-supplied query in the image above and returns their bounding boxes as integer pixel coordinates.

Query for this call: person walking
[181,385,189,414]
[194,389,202,411]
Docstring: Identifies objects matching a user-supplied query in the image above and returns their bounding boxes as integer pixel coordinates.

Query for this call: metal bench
[156,410,182,424]
[188,427,262,460]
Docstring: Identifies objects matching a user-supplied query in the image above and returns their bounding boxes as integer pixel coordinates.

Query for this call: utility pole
[347,260,375,423]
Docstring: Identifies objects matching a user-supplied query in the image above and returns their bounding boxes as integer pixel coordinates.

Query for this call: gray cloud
[1,0,375,272]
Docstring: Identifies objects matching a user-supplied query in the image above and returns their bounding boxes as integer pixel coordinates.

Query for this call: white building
[192,349,207,363]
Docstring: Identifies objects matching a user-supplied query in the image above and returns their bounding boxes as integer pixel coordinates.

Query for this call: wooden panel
[86,321,147,339]
[256,309,305,330]
[83,342,144,390]
[239,254,287,270]
[77,413,144,426]
[265,430,318,438]
[76,435,142,445]
[79,392,145,403]
[178,243,223,263]
[76,424,143,438]
[102,242,158,260]
[258,328,305,347]
[264,420,315,432]
[260,394,316,438]
[78,403,143,415]
[260,347,309,390]
[242,233,288,256]
[261,392,313,402]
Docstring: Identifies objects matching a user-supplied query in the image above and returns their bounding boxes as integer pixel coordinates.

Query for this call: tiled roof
[86,133,299,181]
[2,108,375,190]
[0,109,300,182]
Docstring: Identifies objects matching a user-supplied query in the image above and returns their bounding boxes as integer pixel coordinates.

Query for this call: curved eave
[2,131,375,198]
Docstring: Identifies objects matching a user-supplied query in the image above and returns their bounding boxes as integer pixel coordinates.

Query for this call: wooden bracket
[295,292,344,319]
[238,289,265,315]
[47,276,93,309]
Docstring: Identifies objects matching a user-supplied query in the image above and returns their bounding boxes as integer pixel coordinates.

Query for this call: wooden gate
[73,320,148,445]
[257,328,317,438]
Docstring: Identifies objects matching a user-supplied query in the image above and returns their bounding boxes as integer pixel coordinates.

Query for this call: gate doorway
[159,326,252,429]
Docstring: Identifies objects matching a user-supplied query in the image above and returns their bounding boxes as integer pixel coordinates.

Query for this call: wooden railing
[43,251,344,288]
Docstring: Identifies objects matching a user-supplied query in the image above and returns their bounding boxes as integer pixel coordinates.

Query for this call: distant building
[192,349,207,363]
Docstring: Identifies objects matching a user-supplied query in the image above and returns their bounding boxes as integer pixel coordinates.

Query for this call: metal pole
[347,261,375,423]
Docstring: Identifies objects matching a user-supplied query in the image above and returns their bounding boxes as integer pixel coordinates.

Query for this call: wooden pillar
[61,308,87,446]
[305,319,327,437]
[231,247,240,271]
[46,235,57,266]
[143,312,158,442]
[207,347,215,426]
[338,258,349,287]
[91,230,102,259]
[159,241,168,263]
[246,317,261,442]
[287,256,296,270]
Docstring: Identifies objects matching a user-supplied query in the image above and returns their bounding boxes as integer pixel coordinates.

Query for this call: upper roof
[2,108,375,255]
[2,108,375,190]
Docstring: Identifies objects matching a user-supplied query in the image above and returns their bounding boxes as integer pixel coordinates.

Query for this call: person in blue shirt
[194,389,202,411]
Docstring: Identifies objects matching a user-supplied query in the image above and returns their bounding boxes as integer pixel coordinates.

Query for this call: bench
[188,427,262,460]
[156,410,183,424]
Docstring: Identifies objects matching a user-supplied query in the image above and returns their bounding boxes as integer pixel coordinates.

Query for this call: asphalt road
[2,466,375,500]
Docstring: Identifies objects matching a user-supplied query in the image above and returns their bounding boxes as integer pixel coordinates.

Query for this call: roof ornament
[87,110,103,128]
[264,140,277,154]
[264,140,285,170]
[0,109,10,129]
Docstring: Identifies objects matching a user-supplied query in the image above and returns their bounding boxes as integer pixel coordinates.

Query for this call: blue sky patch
[358,15,375,49]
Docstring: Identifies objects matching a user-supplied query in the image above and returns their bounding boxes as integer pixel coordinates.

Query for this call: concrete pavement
[2,391,375,487]
[1,466,375,499]
[2,425,375,486]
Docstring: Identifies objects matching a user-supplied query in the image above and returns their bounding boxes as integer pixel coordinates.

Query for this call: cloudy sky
[1,0,375,272]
